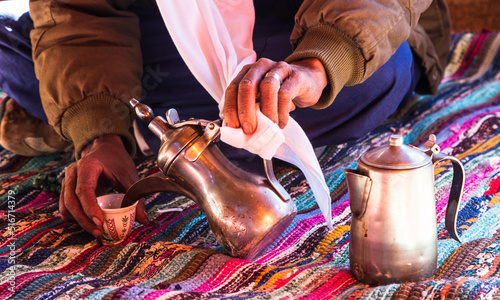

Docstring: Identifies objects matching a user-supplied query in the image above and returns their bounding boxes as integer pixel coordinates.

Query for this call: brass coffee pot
[123,99,297,260]
[344,134,465,285]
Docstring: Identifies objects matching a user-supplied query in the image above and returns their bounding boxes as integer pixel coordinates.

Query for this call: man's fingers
[223,65,250,129]
[75,158,105,229]
[63,163,103,237]
[236,58,274,134]
[59,177,76,223]
[277,72,302,128]
[237,77,258,134]
[260,65,289,124]
[223,58,325,133]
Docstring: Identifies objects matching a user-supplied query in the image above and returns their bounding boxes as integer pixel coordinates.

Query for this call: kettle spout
[344,169,372,219]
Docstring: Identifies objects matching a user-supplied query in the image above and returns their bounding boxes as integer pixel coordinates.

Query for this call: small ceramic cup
[97,193,138,241]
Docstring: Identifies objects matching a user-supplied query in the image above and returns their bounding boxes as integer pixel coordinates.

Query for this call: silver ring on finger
[264,72,283,85]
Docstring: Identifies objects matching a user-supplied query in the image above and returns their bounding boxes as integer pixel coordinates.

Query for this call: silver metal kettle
[123,99,297,261]
[344,134,465,285]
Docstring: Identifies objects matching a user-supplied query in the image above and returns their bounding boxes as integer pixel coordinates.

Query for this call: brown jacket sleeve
[29,0,142,158]
[285,0,433,109]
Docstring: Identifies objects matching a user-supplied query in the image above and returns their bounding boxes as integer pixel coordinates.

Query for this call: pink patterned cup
[97,194,138,241]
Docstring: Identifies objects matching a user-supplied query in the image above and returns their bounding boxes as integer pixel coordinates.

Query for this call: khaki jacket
[29,0,451,157]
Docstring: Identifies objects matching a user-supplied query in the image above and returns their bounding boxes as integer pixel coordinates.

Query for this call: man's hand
[223,57,328,134]
[60,134,149,237]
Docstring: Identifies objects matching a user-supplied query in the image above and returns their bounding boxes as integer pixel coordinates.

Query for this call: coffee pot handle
[432,153,465,243]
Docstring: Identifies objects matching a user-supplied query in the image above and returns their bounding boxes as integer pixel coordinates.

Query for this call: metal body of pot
[123,99,297,261]
[344,135,465,285]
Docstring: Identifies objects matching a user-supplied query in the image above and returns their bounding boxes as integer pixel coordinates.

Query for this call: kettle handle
[121,172,193,208]
[432,153,465,243]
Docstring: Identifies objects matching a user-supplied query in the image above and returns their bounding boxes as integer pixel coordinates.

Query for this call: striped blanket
[1,30,500,299]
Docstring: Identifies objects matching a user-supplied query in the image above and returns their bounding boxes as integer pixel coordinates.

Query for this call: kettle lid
[360,135,430,169]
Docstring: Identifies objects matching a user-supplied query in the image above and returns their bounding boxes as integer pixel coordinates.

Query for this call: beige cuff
[61,94,137,159]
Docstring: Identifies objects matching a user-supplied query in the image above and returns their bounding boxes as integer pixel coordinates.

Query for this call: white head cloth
[156,0,332,230]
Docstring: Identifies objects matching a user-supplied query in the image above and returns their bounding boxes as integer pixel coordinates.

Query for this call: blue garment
[0,13,46,122]
[0,7,420,158]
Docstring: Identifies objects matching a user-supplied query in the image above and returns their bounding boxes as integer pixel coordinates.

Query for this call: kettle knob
[130,98,155,123]
[129,98,171,139]
[389,135,404,146]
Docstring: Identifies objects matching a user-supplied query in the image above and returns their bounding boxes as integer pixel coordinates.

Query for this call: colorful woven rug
[1,30,500,299]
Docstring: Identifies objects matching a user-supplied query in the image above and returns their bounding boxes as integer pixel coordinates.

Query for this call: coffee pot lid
[360,135,430,169]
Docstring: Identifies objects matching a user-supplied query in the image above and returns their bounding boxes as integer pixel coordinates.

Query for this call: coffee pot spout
[344,169,372,219]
